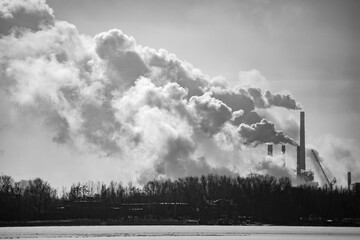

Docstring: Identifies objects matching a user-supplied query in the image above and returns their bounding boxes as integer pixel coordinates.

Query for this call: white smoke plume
[238,119,298,146]
[0,0,54,35]
[255,156,293,180]
[0,0,307,185]
[264,90,301,110]
[258,108,300,141]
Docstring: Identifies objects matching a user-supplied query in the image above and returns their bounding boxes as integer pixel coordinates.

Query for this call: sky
[1,0,359,190]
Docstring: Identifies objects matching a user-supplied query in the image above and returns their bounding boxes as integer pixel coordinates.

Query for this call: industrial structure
[263,111,359,188]
[281,145,286,155]
[267,144,286,167]
[311,149,336,189]
[267,144,273,156]
[348,172,352,190]
[297,111,306,176]
[295,111,314,182]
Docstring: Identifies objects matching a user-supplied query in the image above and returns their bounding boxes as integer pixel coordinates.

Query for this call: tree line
[1,174,360,225]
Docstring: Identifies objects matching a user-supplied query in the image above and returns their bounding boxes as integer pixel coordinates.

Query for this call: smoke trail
[0,0,304,184]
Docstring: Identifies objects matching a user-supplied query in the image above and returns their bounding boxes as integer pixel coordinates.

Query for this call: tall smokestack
[268,144,273,156]
[281,145,286,167]
[297,111,306,178]
[297,146,301,176]
[348,172,352,190]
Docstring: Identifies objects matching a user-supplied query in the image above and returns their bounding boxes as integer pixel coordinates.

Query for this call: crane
[311,149,336,189]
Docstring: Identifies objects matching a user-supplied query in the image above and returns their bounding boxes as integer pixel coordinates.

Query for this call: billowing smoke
[238,119,298,146]
[0,0,55,35]
[0,0,305,185]
[264,90,301,110]
[189,94,232,135]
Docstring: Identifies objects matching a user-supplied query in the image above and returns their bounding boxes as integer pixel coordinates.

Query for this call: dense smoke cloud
[0,0,306,185]
[0,0,54,35]
[190,94,232,135]
[238,119,297,146]
[264,91,301,110]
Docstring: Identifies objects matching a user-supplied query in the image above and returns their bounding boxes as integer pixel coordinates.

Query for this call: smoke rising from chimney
[0,0,319,185]
[238,119,298,146]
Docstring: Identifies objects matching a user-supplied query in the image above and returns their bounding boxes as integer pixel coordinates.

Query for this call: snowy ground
[0,225,360,239]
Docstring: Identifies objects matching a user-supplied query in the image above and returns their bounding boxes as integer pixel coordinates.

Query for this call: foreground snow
[0,226,360,239]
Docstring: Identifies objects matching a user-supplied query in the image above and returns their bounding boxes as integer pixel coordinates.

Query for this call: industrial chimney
[281,145,286,167]
[348,172,352,190]
[268,144,273,156]
[296,146,301,176]
[297,111,306,178]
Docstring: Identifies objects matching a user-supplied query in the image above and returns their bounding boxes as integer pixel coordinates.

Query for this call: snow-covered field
[0,225,359,239]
